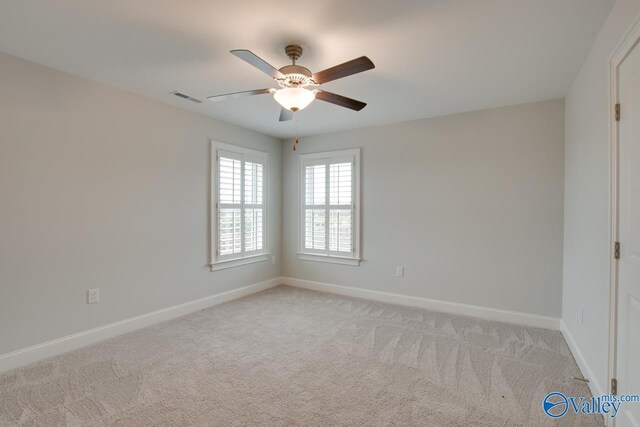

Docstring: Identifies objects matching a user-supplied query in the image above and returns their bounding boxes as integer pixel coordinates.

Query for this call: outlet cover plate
[87,288,99,304]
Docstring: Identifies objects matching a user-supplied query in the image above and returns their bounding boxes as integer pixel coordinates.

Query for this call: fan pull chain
[292,112,300,151]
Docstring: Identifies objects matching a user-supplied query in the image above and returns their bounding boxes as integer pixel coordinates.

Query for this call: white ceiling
[0,0,614,138]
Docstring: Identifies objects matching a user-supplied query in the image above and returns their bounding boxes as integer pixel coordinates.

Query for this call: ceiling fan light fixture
[273,87,315,112]
[209,46,374,120]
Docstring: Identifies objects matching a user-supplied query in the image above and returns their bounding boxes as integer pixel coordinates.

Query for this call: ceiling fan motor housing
[278,64,315,88]
[277,44,317,88]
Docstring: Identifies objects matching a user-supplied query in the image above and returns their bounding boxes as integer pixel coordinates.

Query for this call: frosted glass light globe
[273,88,315,112]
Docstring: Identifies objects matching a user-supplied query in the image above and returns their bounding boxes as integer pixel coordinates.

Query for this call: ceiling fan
[207,44,375,121]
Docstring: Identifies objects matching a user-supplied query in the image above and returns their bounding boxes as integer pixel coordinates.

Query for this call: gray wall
[0,53,282,355]
[563,0,640,394]
[0,49,569,358]
[282,99,565,318]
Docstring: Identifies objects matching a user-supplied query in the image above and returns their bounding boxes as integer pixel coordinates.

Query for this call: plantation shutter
[329,161,352,253]
[303,156,354,256]
[243,160,264,253]
[217,150,266,260]
[218,153,242,257]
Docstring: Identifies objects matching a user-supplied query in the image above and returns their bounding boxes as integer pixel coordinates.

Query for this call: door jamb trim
[608,12,640,426]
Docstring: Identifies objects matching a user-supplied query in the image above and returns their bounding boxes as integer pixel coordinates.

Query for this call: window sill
[210,254,269,271]
[297,253,361,266]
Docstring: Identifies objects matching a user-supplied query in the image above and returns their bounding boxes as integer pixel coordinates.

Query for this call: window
[298,149,361,266]
[211,141,268,271]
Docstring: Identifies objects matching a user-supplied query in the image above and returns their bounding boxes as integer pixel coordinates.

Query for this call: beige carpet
[0,285,602,426]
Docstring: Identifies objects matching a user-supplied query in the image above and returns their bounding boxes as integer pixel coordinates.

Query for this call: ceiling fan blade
[207,88,274,102]
[315,91,367,111]
[312,56,374,85]
[279,108,293,122]
[230,49,286,79]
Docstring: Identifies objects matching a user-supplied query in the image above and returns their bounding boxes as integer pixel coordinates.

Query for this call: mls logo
[543,392,569,418]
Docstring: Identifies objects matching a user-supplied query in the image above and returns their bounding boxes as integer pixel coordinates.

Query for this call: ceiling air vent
[170,91,203,104]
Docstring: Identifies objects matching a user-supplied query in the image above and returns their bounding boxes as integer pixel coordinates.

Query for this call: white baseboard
[281,277,561,330]
[0,278,280,374]
[0,276,566,375]
[560,320,605,398]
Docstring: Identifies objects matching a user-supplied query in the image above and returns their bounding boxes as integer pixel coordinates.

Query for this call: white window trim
[210,254,269,271]
[296,253,360,266]
[298,148,361,266]
[210,140,269,271]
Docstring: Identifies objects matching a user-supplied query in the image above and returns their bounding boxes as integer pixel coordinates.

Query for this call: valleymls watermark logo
[543,392,640,419]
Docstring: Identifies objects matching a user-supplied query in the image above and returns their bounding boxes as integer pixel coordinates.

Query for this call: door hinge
[614,241,621,260]
[615,103,621,122]
[611,378,618,395]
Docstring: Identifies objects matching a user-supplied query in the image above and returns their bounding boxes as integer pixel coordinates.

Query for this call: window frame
[297,148,361,266]
[210,140,269,271]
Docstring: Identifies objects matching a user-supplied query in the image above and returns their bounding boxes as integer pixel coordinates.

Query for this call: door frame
[608,12,640,427]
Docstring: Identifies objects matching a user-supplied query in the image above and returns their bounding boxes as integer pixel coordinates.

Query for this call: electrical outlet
[271,256,276,265]
[580,307,584,324]
[396,266,404,277]
[87,288,99,304]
